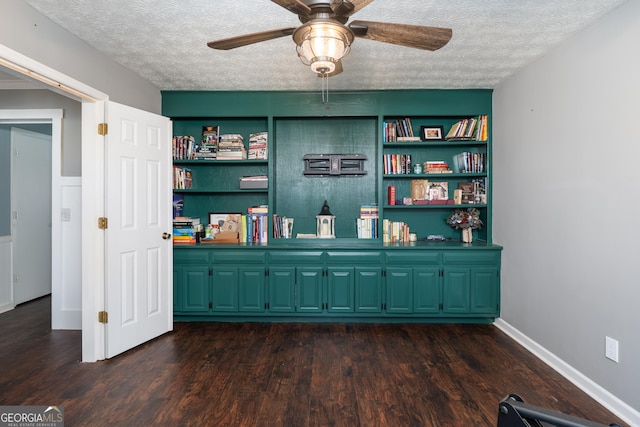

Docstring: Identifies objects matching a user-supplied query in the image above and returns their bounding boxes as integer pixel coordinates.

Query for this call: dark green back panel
[274,117,377,237]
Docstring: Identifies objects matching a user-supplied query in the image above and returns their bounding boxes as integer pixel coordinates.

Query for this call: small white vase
[462,228,473,243]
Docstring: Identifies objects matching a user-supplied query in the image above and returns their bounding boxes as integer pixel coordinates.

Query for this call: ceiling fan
[207,0,452,77]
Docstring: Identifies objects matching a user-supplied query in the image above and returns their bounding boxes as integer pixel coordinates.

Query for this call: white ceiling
[17,0,628,91]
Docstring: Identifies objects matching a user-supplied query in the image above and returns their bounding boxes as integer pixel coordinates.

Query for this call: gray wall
[0,89,81,176]
[1,0,161,114]
[0,126,9,236]
[493,0,639,414]
[0,123,51,236]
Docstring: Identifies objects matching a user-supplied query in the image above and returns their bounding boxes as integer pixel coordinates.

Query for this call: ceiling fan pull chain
[322,73,330,108]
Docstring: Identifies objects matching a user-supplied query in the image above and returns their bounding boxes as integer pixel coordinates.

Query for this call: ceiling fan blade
[317,60,344,77]
[349,20,452,51]
[207,27,296,50]
[271,0,311,16]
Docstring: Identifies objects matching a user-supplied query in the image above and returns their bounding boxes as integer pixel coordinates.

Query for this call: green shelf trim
[382,141,488,148]
[173,189,268,194]
[383,173,487,179]
[383,204,487,209]
[172,160,268,165]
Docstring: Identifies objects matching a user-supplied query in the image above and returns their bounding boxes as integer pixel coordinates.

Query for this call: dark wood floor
[0,296,626,427]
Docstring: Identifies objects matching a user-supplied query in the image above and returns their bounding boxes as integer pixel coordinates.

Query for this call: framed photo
[208,212,242,234]
[421,125,444,141]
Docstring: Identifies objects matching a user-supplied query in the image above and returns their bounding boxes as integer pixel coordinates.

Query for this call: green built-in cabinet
[173,245,501,322]
[164,89,502,323]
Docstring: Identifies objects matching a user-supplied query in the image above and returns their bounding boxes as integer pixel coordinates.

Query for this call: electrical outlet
[605,336,619,363]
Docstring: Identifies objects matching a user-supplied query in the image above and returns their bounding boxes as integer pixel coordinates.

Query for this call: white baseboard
[0,302,14,314]
[494,318,640,427]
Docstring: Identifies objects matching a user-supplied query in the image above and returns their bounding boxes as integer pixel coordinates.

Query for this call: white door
[104,101,173,358]
[11,127,52,305]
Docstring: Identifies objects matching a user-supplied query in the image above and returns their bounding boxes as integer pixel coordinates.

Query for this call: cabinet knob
[162,232,172,240]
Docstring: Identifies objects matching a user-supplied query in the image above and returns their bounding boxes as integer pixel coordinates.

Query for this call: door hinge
[98,217,108,229]
[98,123,108,135]
[98,311,108,323]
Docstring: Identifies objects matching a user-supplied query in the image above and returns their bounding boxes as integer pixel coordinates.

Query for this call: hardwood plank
[0,297,628,427]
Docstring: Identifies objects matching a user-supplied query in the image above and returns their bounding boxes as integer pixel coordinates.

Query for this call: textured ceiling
[19,0,627,91]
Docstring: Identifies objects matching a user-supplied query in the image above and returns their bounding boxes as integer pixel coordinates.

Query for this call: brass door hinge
[98,311,108,323]
[98,123,108,135]
[98,217,108,229]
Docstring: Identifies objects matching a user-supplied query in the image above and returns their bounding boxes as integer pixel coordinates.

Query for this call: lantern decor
[316,200,336,239]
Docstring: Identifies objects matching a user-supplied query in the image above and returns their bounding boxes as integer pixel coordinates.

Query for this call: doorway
[10,125,52,305]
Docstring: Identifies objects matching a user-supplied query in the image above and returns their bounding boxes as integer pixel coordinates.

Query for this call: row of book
[382,219,411,243]
[173,166,192,189]
[273,214,294,239]
[172,128,269,161]
[383,153,413,174]
[454,151,485,173]
[383,118,420,142]
[445,115,488,141]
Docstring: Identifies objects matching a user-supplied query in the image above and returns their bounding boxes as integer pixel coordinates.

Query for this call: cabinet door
[413,267,441,314]
[443,267,470,313]
[327,267,354,313]
[182,266,210,313]
[269,267,296,313]
[386,267,413,314]
[297,267,323,313]
[470,267,499,314]
[239,267,265,313]
[355,267,382,313]
[211,267,238,312]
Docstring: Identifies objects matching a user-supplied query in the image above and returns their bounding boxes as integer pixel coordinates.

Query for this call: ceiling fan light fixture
[293,20,354,75]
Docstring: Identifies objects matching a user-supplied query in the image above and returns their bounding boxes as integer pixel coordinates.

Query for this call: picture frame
[421,125,444,141]
[208,212,242,234]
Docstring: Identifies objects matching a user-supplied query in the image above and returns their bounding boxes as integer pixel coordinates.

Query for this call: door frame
[0,43,109,362]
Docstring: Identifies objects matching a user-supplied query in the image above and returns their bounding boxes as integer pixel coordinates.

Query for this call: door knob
[162,232,171,240]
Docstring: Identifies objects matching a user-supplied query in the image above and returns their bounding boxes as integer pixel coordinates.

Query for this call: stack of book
[423,161,453,174]
[248,132,268,160]
[239,175,268,189]
[192,125,219,160]
[172,136,196,160]
[217,134,247,160]
[173,166,192,189]
[357,205,379,239]
[173,217,201,245]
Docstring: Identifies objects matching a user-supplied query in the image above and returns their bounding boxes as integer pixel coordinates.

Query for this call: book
[411,180,429,201]
[172,194,184,218]
[387,185,396,205]
[458,182,476,204]
[427,182,448,201]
